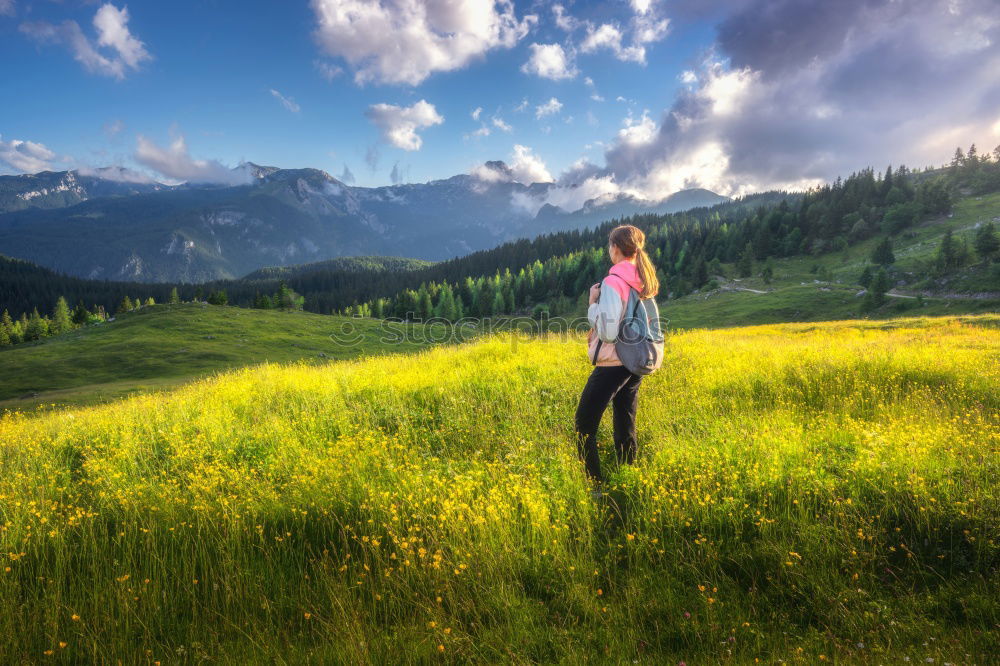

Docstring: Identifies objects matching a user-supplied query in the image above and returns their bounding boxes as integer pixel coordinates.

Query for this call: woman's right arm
[587,279,625,342]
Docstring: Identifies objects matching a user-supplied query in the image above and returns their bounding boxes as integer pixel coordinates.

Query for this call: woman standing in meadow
[575,224,661,492]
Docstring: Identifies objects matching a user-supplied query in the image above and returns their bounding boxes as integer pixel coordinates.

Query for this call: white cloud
[471,106,483,121]
[314,59,343,81]
[545,174,621,213]
[617,110,657,146]
[581,23,621,53]
[632,12,669,45]
[76,165,156,184]
[473,145,553,194]
[630,0,652,15]
[0,135,58,173]
[365,99,444,151]
[521,43,577,80]
[466,125,491,139]
[311,0,536,86]
[93,4,150,70]
[20,3,151,80]
[0,0,15,17]
[509,144,552,184]
[270,88,301,113]
[514,98,529,112]
[585,76,605,101]
[580,22,647,63]
[535,97,563,119]
[552,4,579,32]
[134,134,250,185]
[492,115,512,132]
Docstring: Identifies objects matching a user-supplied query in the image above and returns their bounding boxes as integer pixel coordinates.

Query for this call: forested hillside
[3,147,999,342]
[0,192,785,321]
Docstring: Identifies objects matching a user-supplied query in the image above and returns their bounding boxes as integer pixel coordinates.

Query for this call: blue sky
[1,0,998,203]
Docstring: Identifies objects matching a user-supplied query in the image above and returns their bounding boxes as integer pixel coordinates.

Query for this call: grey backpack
[616,287,664,375]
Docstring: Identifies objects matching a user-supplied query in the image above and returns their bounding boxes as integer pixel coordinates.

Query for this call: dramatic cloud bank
[311,0,536,85]
[20,3,151,80]
[534,0,1000,209]
[134,135,250,185]
[365,100,444,151]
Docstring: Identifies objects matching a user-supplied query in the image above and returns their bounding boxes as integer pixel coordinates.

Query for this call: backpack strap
[603,273,631,303]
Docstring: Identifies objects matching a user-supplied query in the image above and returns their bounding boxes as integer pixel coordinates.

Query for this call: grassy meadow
[1,315,998,663]
[0,303,452,412]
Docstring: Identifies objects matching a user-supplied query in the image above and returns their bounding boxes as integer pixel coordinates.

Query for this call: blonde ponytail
[635,246,659,299]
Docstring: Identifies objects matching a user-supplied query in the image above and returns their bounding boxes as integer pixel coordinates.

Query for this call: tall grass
[1,315,998,663]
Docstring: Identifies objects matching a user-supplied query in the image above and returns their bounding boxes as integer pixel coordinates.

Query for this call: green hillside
[0,303,450,411]
[240,255,434,280]
[663,191,1000,328]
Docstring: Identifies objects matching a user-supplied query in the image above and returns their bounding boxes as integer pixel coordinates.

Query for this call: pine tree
[275,282,303,310]
[871,237,895,265]
[207,290,229,306]
[434,283,457,321]
[72,303,90,326]
[169,287,181,304]
[935,228,958,273]
[858,265,874,288]
[950,146,965,172]
[417,289,434,320]
[761,261,774,285]
[25,308,47,341]
[693,256,708,287]
[864,268,890,310]
[117,295,134,315]
[0,310,11,346]
[51,296,72,335]
[737,241,754,278]
[974,221,999,262]
[967,143,979,168]
[15,313,28,343]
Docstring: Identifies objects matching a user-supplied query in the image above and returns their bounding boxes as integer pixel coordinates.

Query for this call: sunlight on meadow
[1,315,998,663]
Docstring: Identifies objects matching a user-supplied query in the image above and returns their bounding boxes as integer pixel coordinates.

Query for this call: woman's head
[608,224,659,299]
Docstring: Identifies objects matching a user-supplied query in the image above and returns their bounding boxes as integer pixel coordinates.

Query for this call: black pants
[574,364,642,483]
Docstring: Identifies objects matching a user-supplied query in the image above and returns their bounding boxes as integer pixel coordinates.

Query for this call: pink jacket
[586,260,644,366]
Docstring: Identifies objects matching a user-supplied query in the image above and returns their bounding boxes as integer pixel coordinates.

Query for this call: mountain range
[0,163,727,283]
